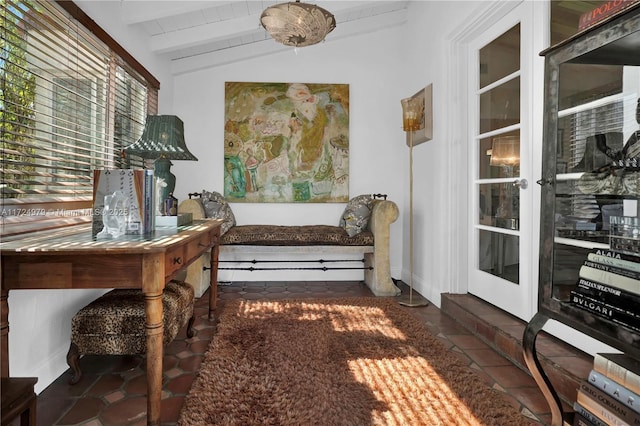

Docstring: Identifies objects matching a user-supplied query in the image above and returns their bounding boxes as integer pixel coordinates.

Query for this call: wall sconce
[125,115,198,215]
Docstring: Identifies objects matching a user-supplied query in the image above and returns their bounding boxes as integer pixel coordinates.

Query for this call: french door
[467,2,543,320]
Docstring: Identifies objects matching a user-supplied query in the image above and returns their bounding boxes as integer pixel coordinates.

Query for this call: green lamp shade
[125,115,197,161]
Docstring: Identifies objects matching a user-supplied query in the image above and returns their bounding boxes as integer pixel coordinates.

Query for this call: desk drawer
[185,233,212,263]
[165,245,185,277]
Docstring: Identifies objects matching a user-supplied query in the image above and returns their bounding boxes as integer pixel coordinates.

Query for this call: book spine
[574,401,611,426]
[576,278,640,314]
[143,169,154,234]
[588,253,640,274]
[91,169,104,236]
[579,265,640,296]
[594,355,640,395]
[591,249,640,264]
[574,411,600,426]
[589,369,640,414]
[583,260,640,280]
[577,387,632,426]
[580,380,640,424]
[571,287,640,320]
[570,291,640,333]
[125,170,142,235]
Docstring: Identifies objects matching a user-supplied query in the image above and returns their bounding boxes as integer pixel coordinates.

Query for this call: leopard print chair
[66,280,195,385]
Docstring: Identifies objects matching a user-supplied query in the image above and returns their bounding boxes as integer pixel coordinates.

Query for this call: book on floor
[574,401,610,426]
[579,379,640,424]
[577,382,637,426]
[588,369,639,414]
[594,353,640,396]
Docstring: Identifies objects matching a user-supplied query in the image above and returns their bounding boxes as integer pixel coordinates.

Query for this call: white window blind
[1,0,159,235]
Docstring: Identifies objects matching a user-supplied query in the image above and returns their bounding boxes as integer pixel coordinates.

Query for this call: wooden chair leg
[186,315,195,338]
[66,342,82,385]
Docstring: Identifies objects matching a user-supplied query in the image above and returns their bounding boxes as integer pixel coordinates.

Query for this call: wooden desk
[0,219,222,426]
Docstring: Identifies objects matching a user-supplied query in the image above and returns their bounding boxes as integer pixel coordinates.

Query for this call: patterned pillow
[339,194,374,237]
[201,190,236,235]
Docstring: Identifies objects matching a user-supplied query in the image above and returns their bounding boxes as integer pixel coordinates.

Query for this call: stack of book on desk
[574,352,640,426]
[569,249,640,333]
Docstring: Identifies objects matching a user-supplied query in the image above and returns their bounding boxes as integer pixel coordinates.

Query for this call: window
[1,0,158,235]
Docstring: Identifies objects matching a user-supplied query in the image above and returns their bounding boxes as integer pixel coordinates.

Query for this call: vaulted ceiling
[119,1,410,72]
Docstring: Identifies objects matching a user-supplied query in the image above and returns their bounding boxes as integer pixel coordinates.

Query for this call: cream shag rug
[179,297,533,425]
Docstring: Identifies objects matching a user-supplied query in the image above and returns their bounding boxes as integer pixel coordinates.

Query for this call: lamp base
[398,296,429,308]
[397,285,429,307]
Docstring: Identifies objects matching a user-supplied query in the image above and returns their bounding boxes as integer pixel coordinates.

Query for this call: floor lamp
[399,96,429,307]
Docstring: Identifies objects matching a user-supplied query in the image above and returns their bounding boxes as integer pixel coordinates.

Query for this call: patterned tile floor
[32,281,567,425]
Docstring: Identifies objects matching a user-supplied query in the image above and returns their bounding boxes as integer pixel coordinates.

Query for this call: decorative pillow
[339,194,374,237]
[201,190,236,235]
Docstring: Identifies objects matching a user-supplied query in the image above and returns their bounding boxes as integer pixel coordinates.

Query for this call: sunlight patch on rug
[349,355,480,425]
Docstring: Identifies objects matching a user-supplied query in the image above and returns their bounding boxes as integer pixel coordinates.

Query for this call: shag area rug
[179,297,532,425]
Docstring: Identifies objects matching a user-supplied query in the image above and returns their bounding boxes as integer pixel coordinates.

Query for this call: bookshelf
[523,5,640,426]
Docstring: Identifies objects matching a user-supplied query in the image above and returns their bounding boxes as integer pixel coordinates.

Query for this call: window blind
[1,0,158,235]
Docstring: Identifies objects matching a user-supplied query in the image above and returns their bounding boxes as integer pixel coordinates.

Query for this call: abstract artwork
[224,82,349,203]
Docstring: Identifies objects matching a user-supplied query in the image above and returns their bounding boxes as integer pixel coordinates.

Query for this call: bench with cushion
[179,192,400,297]
[66,280,195,385]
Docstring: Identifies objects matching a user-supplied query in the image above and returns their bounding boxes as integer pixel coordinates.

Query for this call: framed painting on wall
[224,82,350,203]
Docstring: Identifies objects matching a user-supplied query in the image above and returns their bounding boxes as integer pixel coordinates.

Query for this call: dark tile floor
[33,281,574,425]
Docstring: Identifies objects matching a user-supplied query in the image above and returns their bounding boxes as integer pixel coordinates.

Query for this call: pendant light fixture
[260,1,336,47]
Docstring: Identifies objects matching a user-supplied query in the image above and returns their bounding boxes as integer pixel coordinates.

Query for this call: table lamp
[125,115,198,215]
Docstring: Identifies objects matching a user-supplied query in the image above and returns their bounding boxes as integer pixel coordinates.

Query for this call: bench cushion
[220,225,374,246]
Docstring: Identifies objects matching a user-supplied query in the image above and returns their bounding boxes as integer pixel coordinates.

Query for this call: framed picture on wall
[224,82,350,204]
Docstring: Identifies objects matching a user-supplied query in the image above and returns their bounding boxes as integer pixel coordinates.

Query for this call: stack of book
[569,248,640,333]
[573,352,640,426]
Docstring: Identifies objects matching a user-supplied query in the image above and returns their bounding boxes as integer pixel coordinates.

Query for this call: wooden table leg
[144,289,163,426]
[143,252,165,426]
[209,242,219,321]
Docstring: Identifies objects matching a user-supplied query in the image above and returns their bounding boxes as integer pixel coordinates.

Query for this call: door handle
[513,179,528,190]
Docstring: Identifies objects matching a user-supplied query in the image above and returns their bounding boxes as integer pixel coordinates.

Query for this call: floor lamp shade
[490,136,520,167]
[401,97,422,132]
[125,115,198,214]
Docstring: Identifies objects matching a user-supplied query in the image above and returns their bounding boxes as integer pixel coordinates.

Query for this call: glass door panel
[480,24,520,89]
[478,229,520,284]
[479,77,521,134]
[469,2,535,321]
